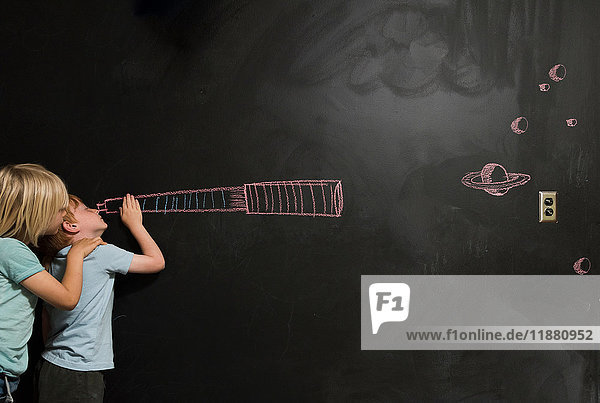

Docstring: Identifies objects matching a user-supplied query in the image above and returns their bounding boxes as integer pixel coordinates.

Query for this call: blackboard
[2,0,599,401]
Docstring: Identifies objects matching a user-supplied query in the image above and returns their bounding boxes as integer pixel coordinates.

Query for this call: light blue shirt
[0,238,44,377]
[42,244,133,371]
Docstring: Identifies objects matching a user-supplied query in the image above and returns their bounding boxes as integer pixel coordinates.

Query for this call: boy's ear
[62,221,80,234]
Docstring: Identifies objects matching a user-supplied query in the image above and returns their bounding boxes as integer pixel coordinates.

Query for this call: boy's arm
[120,194,165,274]
[21,237,105,310]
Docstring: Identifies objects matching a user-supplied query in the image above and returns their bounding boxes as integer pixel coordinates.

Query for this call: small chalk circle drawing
[511,116,528,134]
[566,118,577,127]
[97,180,343,218]
[573,257,591,275]
[548,64,566,82]
[461,163,531,196]
[539,83,550,91]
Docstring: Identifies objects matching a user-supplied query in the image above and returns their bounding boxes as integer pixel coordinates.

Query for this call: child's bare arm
[21,237,105,310]
[120,194,165,273]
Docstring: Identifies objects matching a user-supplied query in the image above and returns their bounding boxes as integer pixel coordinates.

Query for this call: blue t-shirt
[42,244,133,371]
[0,238,44,377]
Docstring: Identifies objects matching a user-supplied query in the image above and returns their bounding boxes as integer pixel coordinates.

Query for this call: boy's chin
[94,222,108,235]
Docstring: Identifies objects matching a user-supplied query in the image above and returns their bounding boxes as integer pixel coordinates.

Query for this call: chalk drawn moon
[548,64,566,82]
[511,116,528,134]
[573,257,590,275]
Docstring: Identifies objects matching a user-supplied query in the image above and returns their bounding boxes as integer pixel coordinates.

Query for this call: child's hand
[120,194,143,229]
[68,237,106,259]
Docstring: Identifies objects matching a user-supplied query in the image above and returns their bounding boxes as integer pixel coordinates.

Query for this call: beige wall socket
[539,191,557,223]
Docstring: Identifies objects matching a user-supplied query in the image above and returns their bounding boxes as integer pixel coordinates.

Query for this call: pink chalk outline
[511,116,528,134]
[539,83,550,92]
[97,180,343,217]
[549,64,566,82]
[461,163,531,196]
[573,257,590,275]
[566,118,577,127]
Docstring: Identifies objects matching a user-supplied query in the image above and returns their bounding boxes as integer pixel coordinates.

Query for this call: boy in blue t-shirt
[36,194,165,402]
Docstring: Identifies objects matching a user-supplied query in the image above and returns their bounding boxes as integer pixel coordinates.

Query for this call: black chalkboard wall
[2,0,599,401]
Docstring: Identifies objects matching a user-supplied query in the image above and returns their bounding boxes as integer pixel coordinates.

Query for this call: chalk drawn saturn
[461,163,531,196]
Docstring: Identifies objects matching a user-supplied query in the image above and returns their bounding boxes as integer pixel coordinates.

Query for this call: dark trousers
[34,359,104,403]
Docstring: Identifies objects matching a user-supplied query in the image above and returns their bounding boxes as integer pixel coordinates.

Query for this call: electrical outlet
[539,191,557,223]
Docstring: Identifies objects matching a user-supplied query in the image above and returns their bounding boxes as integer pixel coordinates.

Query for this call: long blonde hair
[0,164,69,247]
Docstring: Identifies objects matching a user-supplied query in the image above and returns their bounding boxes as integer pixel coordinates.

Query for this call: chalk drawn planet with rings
[461,163,531,196]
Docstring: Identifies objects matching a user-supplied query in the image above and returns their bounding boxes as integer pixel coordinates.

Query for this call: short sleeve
[93,244,133,275]
[0,239,44,283]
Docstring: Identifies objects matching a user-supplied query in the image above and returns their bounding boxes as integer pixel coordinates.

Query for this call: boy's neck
[71,229,106,243]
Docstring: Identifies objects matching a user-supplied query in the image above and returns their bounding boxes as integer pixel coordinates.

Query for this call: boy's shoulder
[58,243,129,258]
[52,243,132,275]
[92,243,132,257]
[0,237,33,259]
[0,238,43,282]
[87,243,133,275]
[54,243,131,266]
[0,237,27,250]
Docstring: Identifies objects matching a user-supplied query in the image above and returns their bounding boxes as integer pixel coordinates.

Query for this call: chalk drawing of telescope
[97,180,343,217]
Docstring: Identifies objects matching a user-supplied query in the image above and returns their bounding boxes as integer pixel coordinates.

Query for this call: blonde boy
[1,164,103,402]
